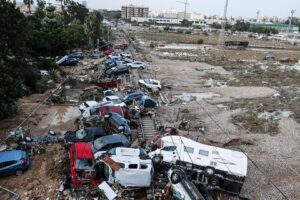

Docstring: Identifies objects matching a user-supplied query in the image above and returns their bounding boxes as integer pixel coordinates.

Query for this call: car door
[1,161,17,176]
[160,146,178,163]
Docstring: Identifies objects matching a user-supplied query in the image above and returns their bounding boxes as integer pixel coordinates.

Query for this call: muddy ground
[133,27,300,199]
[0,58,103,199]
[1,26,300,200]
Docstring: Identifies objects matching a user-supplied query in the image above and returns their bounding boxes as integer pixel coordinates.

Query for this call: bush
[185,30,192,34]
[177,30,184,34]
[197,38,204,44]
[149,42,155,48]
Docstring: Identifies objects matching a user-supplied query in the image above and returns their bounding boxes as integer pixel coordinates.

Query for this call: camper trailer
[149,136,247,195]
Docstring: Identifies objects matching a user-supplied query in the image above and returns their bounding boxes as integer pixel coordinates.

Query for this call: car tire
[204,166,215,177]
[139,67,144,70]
[152,154,163,165]
[15,170,23,176]
[170,170,182,184]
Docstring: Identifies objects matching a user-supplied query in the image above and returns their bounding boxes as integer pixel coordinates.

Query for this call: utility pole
[177,0,189,20]
[256,10,260,22]
[288,10,296,33]
[219,0,229,47]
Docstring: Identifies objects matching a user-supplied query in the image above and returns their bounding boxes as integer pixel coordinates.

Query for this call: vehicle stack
[0,41,248,200]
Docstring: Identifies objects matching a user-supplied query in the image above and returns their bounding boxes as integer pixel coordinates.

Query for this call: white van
[99,147,153,188]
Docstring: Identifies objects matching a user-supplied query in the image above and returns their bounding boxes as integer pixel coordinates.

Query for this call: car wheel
[139,66,144,70]
[152,154,163,165]
[204,166,215,177]
[15,170,23,176]
[170,170,182,184]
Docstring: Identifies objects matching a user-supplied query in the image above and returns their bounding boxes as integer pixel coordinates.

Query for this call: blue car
[105,56,121,65]
[0,150,30,176]
[137,95,157,108]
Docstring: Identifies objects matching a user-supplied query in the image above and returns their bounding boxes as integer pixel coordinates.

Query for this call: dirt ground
[1,26,300,200]
[133,27,300,199]
[0,58,103,199]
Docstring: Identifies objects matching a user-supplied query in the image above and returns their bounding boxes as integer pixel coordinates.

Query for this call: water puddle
[52,106,81,124]
[173,92,220,102]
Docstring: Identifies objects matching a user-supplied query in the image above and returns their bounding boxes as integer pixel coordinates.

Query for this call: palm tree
[84,11,104,48]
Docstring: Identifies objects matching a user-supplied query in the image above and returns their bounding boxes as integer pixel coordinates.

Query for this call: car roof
[72,142,93,159]
[0,150,23,162]
[97,135,129,146]
[126,91,143,97]
[105,96,119,100]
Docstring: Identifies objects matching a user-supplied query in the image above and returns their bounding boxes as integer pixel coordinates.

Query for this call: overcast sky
[83,0,299,18]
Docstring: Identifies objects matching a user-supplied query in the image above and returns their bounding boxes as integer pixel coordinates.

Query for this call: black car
[104,112,131,141]
[105,66,130,78]
[68,52,84,59]
[89,134,130,154]
[122,91,144,105]
[64,127,107,145]
[56,56,79,66]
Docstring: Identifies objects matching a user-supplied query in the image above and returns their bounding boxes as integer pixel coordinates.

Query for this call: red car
[99,105,128,119]
[146,127,179,151]
[103,49,115,56]
[95,79,122,87]
[68,142,100,185]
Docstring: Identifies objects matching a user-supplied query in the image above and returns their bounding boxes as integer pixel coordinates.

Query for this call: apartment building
[121,4,149,19]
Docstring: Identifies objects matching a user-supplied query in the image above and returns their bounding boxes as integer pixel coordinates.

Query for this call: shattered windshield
[75,158,93,170]
[76,129,87,139]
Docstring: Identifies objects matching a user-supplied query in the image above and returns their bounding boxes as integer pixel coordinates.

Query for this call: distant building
[121,4,149,19]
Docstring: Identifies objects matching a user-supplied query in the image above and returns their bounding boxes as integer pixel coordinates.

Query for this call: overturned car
[149,136,247,196]
[96,147,153,188]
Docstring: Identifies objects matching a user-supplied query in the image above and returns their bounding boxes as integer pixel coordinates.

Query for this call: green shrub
[197,38,204,44]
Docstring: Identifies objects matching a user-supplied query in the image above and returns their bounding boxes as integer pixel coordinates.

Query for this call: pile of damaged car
[0,41,248,200]
[57,44,249,200]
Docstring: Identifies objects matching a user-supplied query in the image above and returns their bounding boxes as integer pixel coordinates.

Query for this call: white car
[98,147,153,187]
[79,101,99,112]
[138,79,161,90]
[127,61,144,70]
[102,96,126,107]
[121,52,132,58]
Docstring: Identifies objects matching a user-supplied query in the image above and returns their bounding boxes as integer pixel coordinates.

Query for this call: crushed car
[91,134,130,159]
[64,127,107,145]
[96,147,153,188]
[68,142,100,185]
[149,136,248,196]
[104,112,132,141]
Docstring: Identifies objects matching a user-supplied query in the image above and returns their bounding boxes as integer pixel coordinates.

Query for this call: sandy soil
[134,29,300,199]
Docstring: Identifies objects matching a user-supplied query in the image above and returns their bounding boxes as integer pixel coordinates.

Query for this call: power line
[195,101,290,200]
